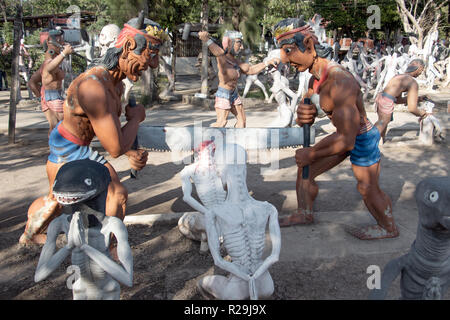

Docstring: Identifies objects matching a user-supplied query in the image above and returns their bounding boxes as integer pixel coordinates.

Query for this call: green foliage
[1,21,13,44]
[25,28,44,74]
[312,0,401,38]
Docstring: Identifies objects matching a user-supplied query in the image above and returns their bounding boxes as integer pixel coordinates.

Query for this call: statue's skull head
[98,24,121,56]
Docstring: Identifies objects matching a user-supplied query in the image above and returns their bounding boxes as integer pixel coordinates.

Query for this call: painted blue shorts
[215,87,242,109]
[349,126,381,167]
[44,89,64,101]
[48,121,107,165]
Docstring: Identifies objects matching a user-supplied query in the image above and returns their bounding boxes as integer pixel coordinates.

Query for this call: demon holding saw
[20,12,168,245]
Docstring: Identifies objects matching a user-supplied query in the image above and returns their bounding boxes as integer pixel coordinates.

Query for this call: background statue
[265,49,298,127]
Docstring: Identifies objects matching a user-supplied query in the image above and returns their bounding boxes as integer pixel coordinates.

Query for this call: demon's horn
[137,10,145,30]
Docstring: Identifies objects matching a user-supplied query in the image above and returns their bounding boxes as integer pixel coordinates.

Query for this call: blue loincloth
[349,126,381,167]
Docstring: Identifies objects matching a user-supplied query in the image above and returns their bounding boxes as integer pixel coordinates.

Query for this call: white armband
[206,39,214,47]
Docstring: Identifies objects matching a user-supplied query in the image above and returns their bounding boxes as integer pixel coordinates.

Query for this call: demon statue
[20,12,166,245]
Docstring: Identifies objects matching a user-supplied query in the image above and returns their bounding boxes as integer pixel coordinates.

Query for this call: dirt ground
[0,94,449,301]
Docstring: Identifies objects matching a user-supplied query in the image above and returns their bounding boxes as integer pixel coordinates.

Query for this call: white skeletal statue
[197,143,281,300]
[179,140,227,253]
[418,101,444,145]
[97,24,134,107]
[242,74,270,102]
[98,24,121,56]
[425,50,442,91]
[240,51,269,102]
[34,211,133,300]
[373,47,400,99]
[296,70,312,102]
[265,49,298,127]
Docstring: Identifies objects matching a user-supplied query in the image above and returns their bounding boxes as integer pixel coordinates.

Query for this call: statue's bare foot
[19,233,47,245]
[344,224,399,240]
[109,235,119,261]
[234,122,245,128]
[196,279,216,300]
[278,210,314,227]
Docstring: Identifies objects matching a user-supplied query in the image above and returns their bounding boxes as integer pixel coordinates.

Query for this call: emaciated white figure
[34,160,133,300]
[242,74,270,102]
[180,140,227,253]
[265,49,298,127]
[197,143,281,300]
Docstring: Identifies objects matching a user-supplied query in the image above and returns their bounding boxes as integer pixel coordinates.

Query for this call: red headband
[115,24,161,48]
[275,25,313,41]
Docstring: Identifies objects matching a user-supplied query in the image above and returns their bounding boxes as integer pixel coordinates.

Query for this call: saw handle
[129,95,139,179]
[302,98,311,179]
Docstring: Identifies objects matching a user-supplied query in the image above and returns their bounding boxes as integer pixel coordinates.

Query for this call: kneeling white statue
[34,159,133,300]
[197,143,281,300]
[179,140,227,253]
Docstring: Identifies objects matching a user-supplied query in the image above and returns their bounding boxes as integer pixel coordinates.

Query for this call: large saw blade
[137,125,315,152]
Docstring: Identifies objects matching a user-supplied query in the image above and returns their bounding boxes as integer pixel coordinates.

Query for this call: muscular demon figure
[274,17,398,240]
[198,30,280,128]
[374,59,430,142]
[20,12,167,245]
[29,29,73,136]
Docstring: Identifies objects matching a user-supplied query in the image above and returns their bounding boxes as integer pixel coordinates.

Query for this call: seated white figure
[197,143,281,300]
[180,140,227,253]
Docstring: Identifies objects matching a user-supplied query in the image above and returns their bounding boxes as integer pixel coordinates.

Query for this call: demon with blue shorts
[20,12,167,245]
[273,16,398,240]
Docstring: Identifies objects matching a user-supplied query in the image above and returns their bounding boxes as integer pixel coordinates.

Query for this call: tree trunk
[9,5,22,145]
[172,36,177,91]
[200,0,209,95]
[0,0,7,23]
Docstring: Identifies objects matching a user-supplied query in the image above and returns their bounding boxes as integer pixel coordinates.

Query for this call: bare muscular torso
[62,66,124,143]
[383,74,416,100]
[42,59,65,90]
[313,63,368,131]
[216,54,241,91]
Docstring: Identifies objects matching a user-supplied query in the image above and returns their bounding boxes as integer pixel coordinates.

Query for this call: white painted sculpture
[97,24,134,106]
[34,160,133,300]
[18,39,34,100]
[265,49,298,127]
[425,53,442,91]
[419,101,444,145]
[197,143,281,300]
[242,74,270,102]
[180,140,227,253]
[296,70,312,101]
[98,24,121,56]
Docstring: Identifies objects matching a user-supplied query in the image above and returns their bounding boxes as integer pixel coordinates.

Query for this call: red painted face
[119,36,161,82]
